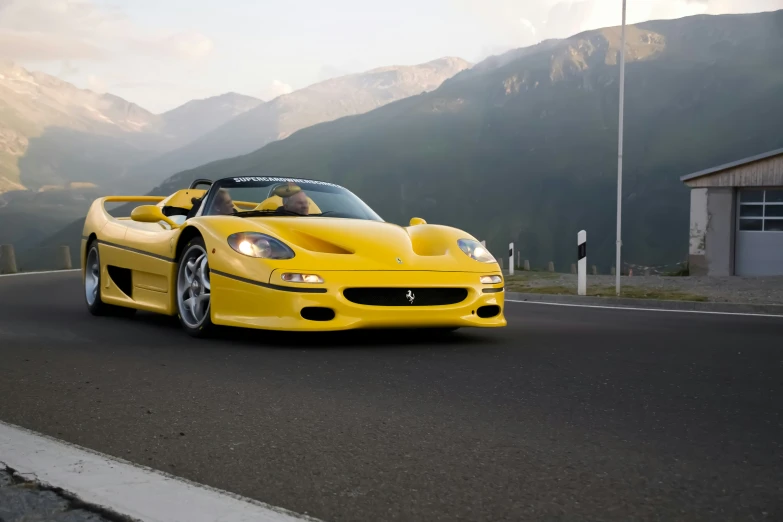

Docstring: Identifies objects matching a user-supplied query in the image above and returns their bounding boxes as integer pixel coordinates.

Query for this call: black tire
[175,236,215,338]
[84,240,136,317]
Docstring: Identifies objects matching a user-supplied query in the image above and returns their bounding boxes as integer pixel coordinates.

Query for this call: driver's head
[283,190,310,215]
[212,188,234,215]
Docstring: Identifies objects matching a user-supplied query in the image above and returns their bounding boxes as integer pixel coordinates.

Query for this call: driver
[282,190,310,215]
[211,188,235,215]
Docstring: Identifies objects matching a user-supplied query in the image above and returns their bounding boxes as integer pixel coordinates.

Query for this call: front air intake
[476,305,501,318]
[301,307,335,321]
[343,287,468,306]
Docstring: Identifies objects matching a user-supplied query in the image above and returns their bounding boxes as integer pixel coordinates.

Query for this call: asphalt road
[1,271,782,522]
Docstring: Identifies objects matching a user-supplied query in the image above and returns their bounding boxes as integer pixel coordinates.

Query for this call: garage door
[735,188,783,276]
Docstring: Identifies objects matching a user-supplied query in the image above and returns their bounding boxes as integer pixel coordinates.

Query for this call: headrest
[158,189,207,210]
[255,195,321,213]
[272,182,302,198]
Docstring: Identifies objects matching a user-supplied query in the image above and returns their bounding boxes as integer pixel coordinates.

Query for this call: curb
[504,291,783,316]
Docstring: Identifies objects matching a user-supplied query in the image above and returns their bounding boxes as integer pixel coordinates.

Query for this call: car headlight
[457,239,496,263]
[227,232,295,259]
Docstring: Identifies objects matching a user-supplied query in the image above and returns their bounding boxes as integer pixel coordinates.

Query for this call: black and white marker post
[577,230,586,295]
[508,242,514,276]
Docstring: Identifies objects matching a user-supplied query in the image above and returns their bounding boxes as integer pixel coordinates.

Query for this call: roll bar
[189,179,213,190]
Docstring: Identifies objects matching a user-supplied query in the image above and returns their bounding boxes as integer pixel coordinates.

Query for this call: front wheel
[176,236,215,338]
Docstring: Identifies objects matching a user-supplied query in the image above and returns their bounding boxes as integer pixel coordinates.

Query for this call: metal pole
[615,0,626,296]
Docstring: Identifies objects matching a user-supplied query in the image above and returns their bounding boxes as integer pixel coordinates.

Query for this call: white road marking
[0,420,323,522]
[505,298,783,318]
[0,269,80,278]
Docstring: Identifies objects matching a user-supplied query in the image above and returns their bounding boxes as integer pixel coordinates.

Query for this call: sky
[1,0,781,113]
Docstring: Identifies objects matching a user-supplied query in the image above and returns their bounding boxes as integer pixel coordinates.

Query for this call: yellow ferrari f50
[80,176,506,337]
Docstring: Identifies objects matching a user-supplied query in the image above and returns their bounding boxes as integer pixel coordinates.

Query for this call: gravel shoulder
[505,272,783,305]
[0,466,124,522]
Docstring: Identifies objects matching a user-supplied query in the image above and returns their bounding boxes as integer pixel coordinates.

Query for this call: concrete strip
[0,420,324,522]
[505,291,783,316]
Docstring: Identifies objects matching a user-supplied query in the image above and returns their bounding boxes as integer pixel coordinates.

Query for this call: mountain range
[0,59,264,193]
[9,9,783,273]
[134,9,783,272]
[0,56,472,259]
[123,57,472,194]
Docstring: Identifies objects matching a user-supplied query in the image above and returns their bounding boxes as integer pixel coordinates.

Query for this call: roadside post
[578,230,586,296]
[508,242,514,276]
[0,244,18,274]
[57,246,72,270]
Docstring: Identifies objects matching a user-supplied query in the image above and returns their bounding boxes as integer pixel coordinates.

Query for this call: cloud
[87,74,106,93]
[566,0,709,33]
[0,0,213,63]
[129,30,215,61]
[0,0,128,61]
[0,0,128,34]
[315,65,352,82]
[0,29,108,61]
[260,80,294,99]
[519,18,537,35]
[58,60,79,77]
[167,31,214,60]
[541,0,780,40]
[461,0,782,62]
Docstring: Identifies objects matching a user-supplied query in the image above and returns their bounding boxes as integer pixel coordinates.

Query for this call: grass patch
[505,283,707,301]
[504,271,561,282]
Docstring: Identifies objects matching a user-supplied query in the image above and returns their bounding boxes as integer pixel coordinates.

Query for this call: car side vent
[107,265,132,297]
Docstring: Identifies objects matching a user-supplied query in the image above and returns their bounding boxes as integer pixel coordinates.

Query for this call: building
[681,147,783,277]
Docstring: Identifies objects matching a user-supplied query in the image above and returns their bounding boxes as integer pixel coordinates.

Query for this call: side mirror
[131,205,180,228]
[409,217,427,226]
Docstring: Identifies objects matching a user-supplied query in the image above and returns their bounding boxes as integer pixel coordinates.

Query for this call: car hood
[217,216,496,272]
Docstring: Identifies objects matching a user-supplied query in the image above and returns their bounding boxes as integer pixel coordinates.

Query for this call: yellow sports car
[81,176,506,337]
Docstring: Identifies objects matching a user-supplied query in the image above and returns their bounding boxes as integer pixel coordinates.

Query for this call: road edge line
[0,419,325,522]
[506,297,783,318]
[504,290,783,316]
[0,269,80,278]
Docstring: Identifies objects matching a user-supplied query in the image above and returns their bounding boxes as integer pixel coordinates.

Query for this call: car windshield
[201,176,384,221]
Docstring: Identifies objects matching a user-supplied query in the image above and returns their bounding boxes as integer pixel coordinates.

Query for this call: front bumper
[209,269,506,331]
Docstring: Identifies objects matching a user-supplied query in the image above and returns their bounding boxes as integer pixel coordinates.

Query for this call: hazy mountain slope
[159,92,264,145]
[124,57,472,193]
[0,61,269,254]
[0,184,102,253]
[141,10,783,273]
[0,60,166,192]
[0,62,264,194]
